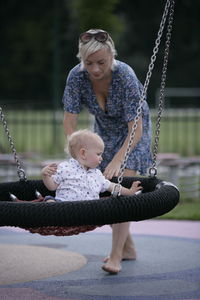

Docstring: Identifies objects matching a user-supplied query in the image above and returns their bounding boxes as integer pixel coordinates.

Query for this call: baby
[42,129,142,201]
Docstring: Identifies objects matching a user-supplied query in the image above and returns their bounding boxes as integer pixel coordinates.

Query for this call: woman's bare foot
[122,244,137,260]
[102,258,121,275]
[103,252,136,263]
[103,244,136,262]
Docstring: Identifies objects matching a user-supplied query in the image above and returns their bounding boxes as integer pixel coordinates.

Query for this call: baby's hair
[67,129,104,159]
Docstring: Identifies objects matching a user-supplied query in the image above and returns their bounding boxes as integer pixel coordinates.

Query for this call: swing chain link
[0,106,27,181]
[0,0,175,186]
[118,0,175,185]
[149,0,175,177]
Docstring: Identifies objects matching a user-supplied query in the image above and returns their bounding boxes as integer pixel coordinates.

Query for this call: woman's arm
[103,117,143,179]
[63,112,78,138]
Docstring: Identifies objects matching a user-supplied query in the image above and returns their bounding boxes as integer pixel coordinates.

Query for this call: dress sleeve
[123,65,144,122]
[62,66,83,113]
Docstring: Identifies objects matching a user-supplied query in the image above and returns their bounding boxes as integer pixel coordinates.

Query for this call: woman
[62,29,152,274]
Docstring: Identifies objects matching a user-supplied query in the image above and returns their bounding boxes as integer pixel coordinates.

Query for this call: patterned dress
[62,60,152,175]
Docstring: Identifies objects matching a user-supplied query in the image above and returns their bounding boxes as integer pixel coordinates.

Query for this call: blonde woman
[62,29,152,274]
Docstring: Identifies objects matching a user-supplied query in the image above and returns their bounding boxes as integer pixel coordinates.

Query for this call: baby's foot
[46,199,56,202]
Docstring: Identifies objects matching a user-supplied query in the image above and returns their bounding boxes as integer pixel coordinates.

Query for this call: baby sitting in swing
[42,129,142,202]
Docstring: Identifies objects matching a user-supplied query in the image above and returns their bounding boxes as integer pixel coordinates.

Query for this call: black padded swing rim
[0,177,179,228]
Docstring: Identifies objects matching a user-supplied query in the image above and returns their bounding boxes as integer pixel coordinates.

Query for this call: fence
[1,108,200,158]
[152,108,200,156]
[1,107,200,199]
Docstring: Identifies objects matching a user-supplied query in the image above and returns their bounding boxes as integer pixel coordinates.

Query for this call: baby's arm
[42,163,59,191]
[107,181,142,196]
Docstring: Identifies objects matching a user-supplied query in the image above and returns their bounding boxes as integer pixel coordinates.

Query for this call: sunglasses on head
[79,31,109,44]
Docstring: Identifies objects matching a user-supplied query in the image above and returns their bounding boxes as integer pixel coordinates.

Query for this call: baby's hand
[130,181,142,194]
[42,163,57,177]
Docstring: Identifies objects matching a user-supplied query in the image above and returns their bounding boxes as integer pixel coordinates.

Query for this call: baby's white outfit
[52,158,111,201]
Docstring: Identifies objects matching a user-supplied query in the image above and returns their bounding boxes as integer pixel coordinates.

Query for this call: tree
[69,0,123,39]
[116,0,200,106]
[0,0,199,107]
[0,0,69,106]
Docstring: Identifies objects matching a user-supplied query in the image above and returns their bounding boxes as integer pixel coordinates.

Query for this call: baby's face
[84,138,104,169]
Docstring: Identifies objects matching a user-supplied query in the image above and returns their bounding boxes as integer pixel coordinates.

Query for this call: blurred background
[0,0,199,206]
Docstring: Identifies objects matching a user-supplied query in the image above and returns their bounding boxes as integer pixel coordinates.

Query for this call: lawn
[1,108,200,157]
[157,201,200,221]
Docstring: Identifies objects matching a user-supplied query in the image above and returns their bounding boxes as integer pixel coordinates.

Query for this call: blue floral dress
[62,60,152,175]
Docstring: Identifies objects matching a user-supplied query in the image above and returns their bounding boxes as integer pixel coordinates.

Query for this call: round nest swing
[0,177,179,235]
[0,0,178,236]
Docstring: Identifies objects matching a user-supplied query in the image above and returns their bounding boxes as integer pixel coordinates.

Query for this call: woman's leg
[102,169,137,273]
[122,232,137,260]
[121,169,137,259]
[103,228,136,262]
[102,222,130,274]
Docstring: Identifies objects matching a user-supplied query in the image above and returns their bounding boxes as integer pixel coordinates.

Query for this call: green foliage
[70,0,124,37]
[0,0,199,106]
[0,1,70,102]
[116,0,200,103]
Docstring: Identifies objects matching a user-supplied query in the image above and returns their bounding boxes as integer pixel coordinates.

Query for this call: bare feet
[122,244,137,260]
[102,258,121,275]
[103,245,136,263]
[103,224,136,274]
[46,199,56,203]
[103,254,136,263]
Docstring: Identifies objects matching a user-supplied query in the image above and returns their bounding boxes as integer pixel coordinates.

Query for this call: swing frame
[0,0,179,236]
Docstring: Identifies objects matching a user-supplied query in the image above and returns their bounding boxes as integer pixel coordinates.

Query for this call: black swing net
[0,0,179,236]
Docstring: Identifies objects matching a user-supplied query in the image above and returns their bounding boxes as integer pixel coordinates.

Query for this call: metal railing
[1,107,200,199]
[0,108,200,158]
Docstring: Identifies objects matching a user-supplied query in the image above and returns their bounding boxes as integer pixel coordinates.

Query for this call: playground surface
[0,219,200,300]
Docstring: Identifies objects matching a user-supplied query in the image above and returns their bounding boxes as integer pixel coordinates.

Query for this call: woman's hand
[103,158,122,180]
[42,163,57,177]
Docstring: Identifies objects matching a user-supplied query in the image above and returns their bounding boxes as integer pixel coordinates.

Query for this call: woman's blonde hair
[77,29,117,70]
[67,129,104,159]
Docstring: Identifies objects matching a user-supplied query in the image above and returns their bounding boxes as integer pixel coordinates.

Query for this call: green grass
[154,120,200,156]
[157,201,200,221]
[1,109,92,158]
[1,108,200,157]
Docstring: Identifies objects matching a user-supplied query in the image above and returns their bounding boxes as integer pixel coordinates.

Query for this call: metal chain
[0,106,27,181]
[149,0,175,177]
[0,0,175,184]
[118,0,174,185]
